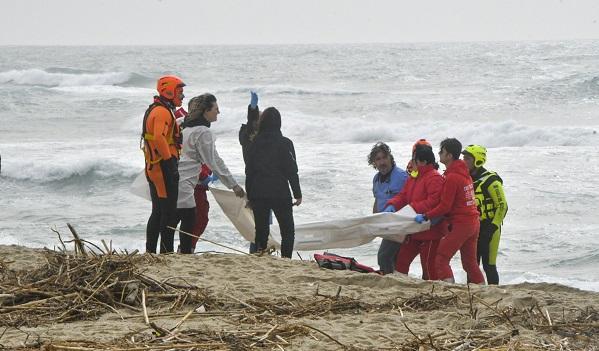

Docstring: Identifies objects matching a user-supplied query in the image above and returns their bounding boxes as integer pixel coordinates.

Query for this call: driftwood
[1,226,599,350]
[167,226,250,255]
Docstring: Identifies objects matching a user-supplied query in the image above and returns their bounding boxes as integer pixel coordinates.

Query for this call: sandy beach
[1,243,598,350]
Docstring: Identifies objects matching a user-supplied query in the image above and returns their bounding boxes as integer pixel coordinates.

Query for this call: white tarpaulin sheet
[130,171,150,200]
[209,188,430,250]
[130,173,430,250]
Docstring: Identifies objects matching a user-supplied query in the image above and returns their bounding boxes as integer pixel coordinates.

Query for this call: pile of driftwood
[1,225,598,350]
[0,225,205,329]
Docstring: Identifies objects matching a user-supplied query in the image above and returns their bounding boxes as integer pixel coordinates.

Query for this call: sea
[1,42,598,291]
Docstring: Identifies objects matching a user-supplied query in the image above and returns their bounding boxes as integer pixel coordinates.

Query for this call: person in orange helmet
[142,75,185,254]
[405,139,432,178]
[383,144,445,280]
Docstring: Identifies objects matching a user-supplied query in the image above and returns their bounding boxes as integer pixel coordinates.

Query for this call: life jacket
[473,170,505,220]
[140,97,182,168]
[314,252,376,274]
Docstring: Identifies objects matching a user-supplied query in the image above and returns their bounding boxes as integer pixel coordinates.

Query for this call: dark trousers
[172,207,196,254]
[146,177,178,254]
[249,210,272,253]
[478,227,499,284]
[377,239,401,274]
[252,198,295,258]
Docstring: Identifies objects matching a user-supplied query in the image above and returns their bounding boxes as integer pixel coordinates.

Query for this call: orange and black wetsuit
[142,96,182,253]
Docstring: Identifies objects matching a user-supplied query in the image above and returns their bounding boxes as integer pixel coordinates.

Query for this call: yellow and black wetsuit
[472,167,507,285]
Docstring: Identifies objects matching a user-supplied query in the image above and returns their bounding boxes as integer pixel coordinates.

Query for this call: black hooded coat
[245,111,301,201]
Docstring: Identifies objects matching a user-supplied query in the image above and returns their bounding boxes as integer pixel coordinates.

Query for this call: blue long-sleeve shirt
[372,166,408,213]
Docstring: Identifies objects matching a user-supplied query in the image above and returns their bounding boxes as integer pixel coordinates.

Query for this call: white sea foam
[2,43,599,291]
[276,113,599,146]
[0,68,133,87]
[505,272,599,292]
[0,232,22,246]
[0,141,142,182]
[51,85,152,95]
[214,85,366,96]
[122,105,598,147]
[1,157,140,183]
[382,120,599,147]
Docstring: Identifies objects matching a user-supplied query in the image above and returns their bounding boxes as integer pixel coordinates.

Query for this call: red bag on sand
[314,252,376,274]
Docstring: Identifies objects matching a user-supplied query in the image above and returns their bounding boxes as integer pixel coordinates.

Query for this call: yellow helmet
[462,144,486,167]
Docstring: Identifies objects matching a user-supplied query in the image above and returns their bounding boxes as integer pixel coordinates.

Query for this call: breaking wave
[0,68,152,88]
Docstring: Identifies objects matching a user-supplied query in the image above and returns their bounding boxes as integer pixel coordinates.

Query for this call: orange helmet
[407,139,432,178]
[156,75,186,107]
[412,138,431,153]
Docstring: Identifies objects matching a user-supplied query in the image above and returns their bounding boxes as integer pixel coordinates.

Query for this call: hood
[416,164,437,177]
[258,107,282,133]
[181,110,211,129]
[445,159,471,178]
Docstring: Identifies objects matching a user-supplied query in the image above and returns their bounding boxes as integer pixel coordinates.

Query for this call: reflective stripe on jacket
[472,168,508,228]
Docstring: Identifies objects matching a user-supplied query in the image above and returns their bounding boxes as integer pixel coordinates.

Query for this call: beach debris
[1,227,598,350]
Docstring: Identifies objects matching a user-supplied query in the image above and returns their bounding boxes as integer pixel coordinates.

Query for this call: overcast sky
[2,0,598,45]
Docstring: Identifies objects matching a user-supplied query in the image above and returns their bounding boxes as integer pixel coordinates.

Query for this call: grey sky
[2,0,598,45]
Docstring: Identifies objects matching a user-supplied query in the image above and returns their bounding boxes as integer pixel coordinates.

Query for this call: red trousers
[395,226,444,280]
[191,185,210,251]
[435,220,485,284]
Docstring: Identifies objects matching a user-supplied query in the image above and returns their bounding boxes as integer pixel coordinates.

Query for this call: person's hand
[233,185,245,198]
[250,91,259,109]
[383,205,395,213]
[414,214,428,224]
[205,173,218,184]
[200,174,219,186]
[293,197,302,206]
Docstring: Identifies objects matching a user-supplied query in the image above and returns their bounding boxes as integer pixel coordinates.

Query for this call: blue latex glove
[200,176,210,186]
[200,174,219,186]
[250,91,259,109]
[414,214,428,224]
[383,205,396,213]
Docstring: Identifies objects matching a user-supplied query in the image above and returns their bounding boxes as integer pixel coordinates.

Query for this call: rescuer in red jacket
[383,144,445,280]
[414,138,485,284]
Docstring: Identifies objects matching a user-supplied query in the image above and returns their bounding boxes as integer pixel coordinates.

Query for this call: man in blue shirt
[368,142,408,274]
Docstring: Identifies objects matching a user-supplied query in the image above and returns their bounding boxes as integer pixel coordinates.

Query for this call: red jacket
[386,164,444,215]
[425,160,478,224]
[386,164,445,240]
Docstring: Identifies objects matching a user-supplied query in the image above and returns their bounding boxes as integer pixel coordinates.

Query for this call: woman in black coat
[246,107,302,258]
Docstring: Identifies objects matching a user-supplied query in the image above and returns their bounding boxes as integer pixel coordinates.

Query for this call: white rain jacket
[177,125,238,208]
